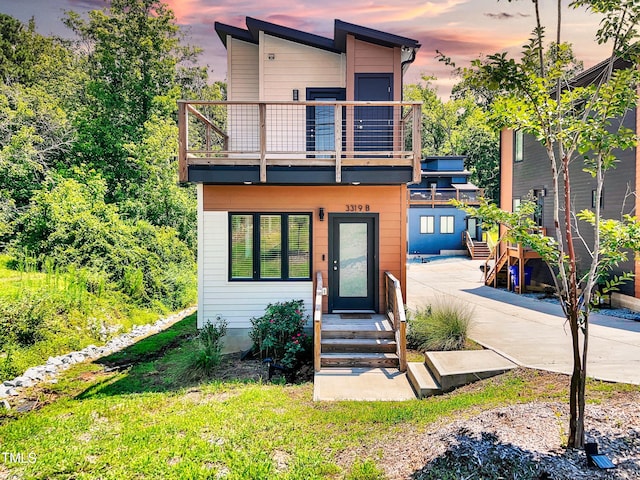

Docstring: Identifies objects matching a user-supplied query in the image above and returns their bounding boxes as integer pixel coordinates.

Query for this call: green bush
[408,296,474,351]
[249,300,309,369]
[184,317,227,379]
[12,175,196,310]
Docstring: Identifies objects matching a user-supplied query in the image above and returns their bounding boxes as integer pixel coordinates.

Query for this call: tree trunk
[562,153,585,448]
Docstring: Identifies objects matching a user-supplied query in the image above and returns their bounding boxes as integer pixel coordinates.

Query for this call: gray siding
[512,109,637,295]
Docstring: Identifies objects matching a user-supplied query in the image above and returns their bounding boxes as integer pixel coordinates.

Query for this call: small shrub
[249,300,309,369]
[408,296,473,351]
[185,317,227,379]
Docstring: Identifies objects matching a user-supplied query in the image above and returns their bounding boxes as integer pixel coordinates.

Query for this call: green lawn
[1,313,637,479]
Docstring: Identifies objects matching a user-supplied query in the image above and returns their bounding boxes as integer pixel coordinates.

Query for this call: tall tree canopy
[63,0,200,200]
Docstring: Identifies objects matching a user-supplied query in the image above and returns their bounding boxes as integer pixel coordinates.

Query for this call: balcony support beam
[335,104,342,183]
[412,104,422,184]
[259,103,267,183]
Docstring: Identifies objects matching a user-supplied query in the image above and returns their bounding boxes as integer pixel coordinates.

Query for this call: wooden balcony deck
[178,100,422,184]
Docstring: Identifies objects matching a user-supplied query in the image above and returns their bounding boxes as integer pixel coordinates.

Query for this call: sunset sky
[3,0,613,98]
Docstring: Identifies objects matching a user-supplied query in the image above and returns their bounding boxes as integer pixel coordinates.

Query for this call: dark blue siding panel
[408,207,467,254]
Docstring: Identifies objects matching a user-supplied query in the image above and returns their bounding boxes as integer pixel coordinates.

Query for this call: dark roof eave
[334,19,421,52]
[245,17,340,53]
[214,21,256,48]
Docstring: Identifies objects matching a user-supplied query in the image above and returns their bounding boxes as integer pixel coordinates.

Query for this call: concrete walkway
[407,258,640,385]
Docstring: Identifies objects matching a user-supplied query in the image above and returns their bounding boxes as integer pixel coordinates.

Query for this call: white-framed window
[440,215,455,234]
[514,130,524,162]
[420,215,434,234]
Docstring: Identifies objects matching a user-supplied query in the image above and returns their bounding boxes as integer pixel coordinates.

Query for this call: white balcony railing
[178,100,422,183]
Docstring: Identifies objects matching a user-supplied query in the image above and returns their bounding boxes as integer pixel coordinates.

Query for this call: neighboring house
[494,57,640,303]
[177,17,422,355]
[407,156,485,257]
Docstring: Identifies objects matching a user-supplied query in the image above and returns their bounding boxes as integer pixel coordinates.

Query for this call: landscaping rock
[13,376,34,388]
[0,306,196,401]
[47,356,64,366]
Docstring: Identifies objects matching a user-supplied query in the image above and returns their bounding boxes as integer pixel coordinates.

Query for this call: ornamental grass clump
[185,316,227,379]
[408,296,473,351]
[249,300,309,369]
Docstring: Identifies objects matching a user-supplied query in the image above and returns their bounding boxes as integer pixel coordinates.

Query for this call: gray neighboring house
[491,57,640,306]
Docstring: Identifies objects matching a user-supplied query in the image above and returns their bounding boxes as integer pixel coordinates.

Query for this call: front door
[328,214,378,312]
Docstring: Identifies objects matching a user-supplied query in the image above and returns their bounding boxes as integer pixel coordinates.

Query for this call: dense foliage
[404,77,500,203]
[0,1,223,378]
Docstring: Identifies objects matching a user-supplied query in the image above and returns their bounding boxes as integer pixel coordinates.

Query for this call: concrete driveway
[406,257,640,385]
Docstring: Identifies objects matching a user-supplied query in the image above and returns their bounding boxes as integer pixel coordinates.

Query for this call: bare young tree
[455,0,640,447]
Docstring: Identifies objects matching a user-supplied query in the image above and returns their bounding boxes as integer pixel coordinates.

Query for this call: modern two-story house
[491,57,640,304]
[178,17,421,367]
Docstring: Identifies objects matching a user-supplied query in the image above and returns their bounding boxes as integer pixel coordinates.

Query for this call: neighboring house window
[229,213,312,281]
[592,189,604,209]
[440,215,455,234]
[514,130,524,162]
[420,216,434,234]
[513,198,522,212]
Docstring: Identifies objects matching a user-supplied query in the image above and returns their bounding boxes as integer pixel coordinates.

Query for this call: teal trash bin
[509,266,533,287]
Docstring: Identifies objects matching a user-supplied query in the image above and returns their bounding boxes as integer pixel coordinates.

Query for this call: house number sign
[345,204,370,212]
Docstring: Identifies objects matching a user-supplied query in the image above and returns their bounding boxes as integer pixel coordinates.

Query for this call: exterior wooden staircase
[485,250,508,287]
[464,231,491,260]
[320,315,399,368]
[313,271,408,373]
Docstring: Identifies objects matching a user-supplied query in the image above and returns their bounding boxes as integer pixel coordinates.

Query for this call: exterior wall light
[319,208,325,221]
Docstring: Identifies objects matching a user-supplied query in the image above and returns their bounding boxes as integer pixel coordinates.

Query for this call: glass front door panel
[339,223,368,297]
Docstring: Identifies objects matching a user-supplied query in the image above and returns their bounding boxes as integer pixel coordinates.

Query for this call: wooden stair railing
[485,250,508,287]
[384,272,407,372]
[313,272,323,372]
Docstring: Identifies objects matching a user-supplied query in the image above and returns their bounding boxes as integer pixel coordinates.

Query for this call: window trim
[440,215,455,234]
[228,212,313,282]
[419,215,435,234]
[514,130,524,163]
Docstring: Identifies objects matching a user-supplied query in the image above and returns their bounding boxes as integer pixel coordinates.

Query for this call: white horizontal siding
[261,34,345,101]
[197,210,313,330]
[229,38,258,101]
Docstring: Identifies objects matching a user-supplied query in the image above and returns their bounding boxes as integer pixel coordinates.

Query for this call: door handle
[333,266,338,271]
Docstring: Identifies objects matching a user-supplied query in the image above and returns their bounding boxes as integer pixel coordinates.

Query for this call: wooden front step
[320,314,398,369]
[321,338,397,353]
[321,353,399,368]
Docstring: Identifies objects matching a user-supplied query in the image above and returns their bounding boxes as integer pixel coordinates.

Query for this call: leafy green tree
[404,78,500,202]
[63,0,201,200]
[0,84,74,207]
[454,0,640,447]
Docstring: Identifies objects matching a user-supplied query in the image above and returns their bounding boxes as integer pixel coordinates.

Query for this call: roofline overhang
[214,17,422,60]
[246,16,340,53]
[214,22,256,48]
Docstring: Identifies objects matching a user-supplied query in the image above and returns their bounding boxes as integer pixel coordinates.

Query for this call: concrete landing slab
[425,350,517,391]
[313,367,417,401]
